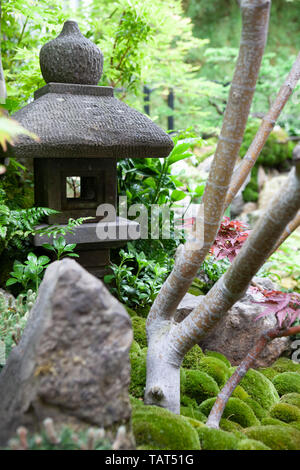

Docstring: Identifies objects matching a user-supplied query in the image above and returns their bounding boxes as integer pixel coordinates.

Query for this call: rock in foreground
[0,259,133,447]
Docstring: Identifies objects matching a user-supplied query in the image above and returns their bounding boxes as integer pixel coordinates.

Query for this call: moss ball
[181,369,219,404]
[261,417,289,427]
[129,348,147,398]
[204,350,231,368]
[183,417,206,430]
[280,393,300,408]
[257,367,280,381]
[182,345,204,369]
[272,357,300,374]
[196,426,239,450]
[180,395,198,409]
[270,402,300,423]
[245,425,300,450]
[240,369,279,409]
[243,397,269,421]
[180,406,207,423]
[131,316,147,349]
[196,356,230,387]
[236,439,271,450]
[272,372,300,396]
[132,404,201,450]
[232,385,249,401]
[198,397,260,428]
[219,419,245,440]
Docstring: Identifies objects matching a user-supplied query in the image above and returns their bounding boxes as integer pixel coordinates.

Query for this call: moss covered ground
[130,316,300,450]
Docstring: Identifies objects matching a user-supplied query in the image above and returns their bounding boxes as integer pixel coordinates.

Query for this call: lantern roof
[8,20,173,159]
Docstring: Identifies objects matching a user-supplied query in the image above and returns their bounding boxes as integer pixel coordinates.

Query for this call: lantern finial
[39,20,103,85]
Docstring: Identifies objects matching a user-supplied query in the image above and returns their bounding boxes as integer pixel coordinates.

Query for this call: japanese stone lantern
[5,20,173,277]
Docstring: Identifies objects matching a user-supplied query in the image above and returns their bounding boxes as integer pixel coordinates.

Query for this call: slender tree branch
[147,0,271,332]
[225,52,300,208]
[206,324,300,429]
[169,162,300,361]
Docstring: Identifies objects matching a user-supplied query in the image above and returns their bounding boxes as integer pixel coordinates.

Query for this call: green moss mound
[204,350,231,368]
[245,425,300,450]
[258,367,280,381]
[272,372,300,396]
[272,357,300,374]
[129,348,147,398]
[181,369,219,404]
[232,385,249,401]
[236,439,271,450]
[198,397,260,428]
[132,404,200,450]
[261,417,289,427]
[180,395,198,408]
[196,426,239,450]
[280,393,300,408]
[270,402,300,423]
[183,417,205,430]
[243,397,269,421]
[131,316,147,348]
[219,419,245,440]
[182,345,204,369]
[240,369,279,409]
[180,406,207,423]
[196,356,230,387]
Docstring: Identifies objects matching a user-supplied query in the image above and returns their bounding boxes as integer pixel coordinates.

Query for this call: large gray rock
[0,259,133,447]
[176,278,290,368]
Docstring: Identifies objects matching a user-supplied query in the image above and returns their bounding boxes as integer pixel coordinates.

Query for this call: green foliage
[181,369,220,404]
[205,350,231,368]
[0,289,35,368]
[6,253,50,292]
[0,196,57,257]
[104,243,169,311]
[198,397,259,428]
[240,119,293,168]
[239,368,280,410]
[42,235,79,261]
[242,165,259,203]
[132,403,201,450]
[245,425,300,451]
[272,372,300,396]
[6,419,111,450]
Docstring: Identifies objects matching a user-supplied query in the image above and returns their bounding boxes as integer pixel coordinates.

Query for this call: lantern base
[34,217,141,278]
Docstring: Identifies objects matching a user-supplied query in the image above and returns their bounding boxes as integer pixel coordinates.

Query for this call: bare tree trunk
[145,161,300,413]
[147,0,270,329]
[206,325,300,429]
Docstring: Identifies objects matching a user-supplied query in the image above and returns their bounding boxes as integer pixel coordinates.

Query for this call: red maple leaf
[210,217,250,262]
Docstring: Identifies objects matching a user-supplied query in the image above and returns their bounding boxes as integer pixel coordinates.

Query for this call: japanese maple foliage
[211,217,250,262]
[251,286,300,327]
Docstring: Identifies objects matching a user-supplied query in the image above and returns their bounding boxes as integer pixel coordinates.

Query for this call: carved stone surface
[40,20,103,85]
[0,259,134,447]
